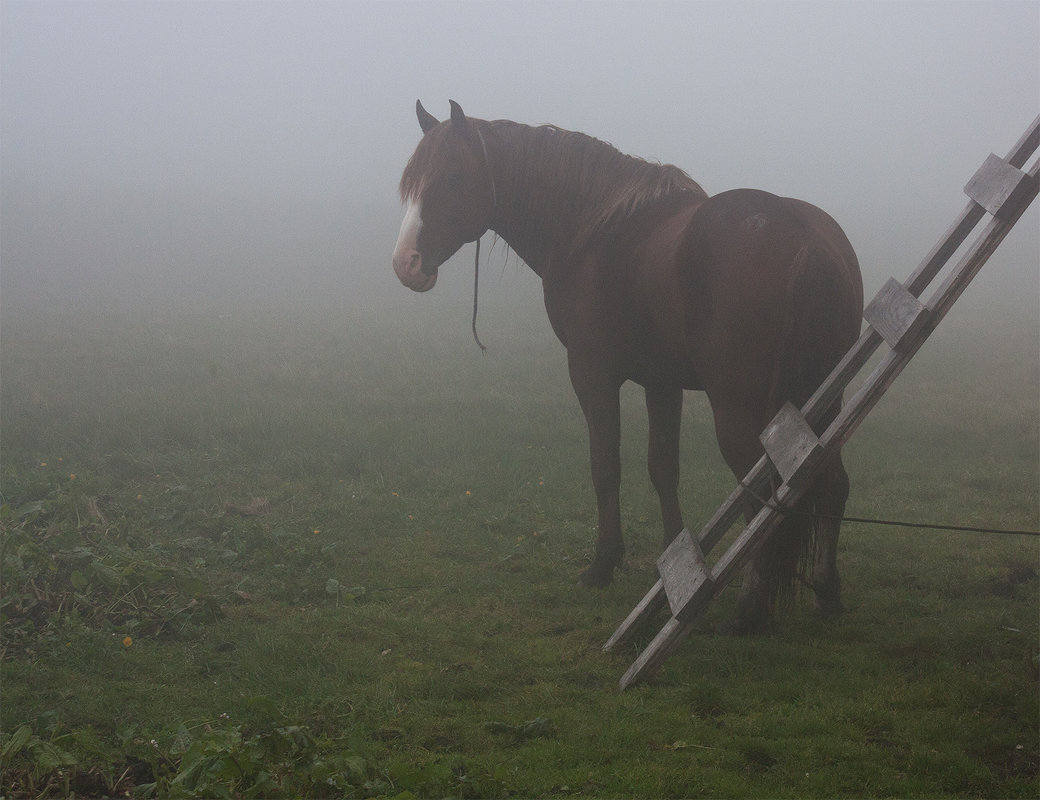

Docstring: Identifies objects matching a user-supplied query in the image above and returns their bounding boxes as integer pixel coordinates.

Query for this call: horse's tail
[758,243,861,609]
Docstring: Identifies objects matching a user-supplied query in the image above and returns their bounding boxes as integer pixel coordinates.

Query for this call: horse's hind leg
[809,455,850,617]
[712,403,776,633]
[645,385,685,548]
[726,455,850,630]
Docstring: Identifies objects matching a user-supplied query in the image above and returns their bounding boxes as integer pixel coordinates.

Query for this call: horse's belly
[620,341,702,390]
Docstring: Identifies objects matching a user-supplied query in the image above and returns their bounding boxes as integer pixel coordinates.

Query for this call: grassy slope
[1,300,1036,797]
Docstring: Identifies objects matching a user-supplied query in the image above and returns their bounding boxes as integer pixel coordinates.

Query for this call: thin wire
[738,480,1040,537]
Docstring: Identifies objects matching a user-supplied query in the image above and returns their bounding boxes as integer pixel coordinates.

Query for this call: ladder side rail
[904,115,1037,296]
[602,579,667,652]
[797,200,982,431]
[607,455,779,655]
[798,117,1038,432]
[610,458,793,655]
[709,480,814,589]
[817,158,1038,462]
[626,484,814,687]
[901,205,987,297]
[696,456,772,553]
[927,158,1039,323]
[619,476,819,688]
[793,206,981,433]
[693,320,873,553]
[799,328,886,430]
[1004,114,1040,171]
[618,616,698,691]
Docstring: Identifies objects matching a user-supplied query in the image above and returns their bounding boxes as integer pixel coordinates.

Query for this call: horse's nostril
[392,249,437,292]
[393,249,420,278]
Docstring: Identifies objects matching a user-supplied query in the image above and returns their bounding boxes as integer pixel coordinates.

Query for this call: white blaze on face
[392,199,436,292]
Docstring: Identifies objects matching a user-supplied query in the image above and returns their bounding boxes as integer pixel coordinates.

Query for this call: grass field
[1,296,1037,798]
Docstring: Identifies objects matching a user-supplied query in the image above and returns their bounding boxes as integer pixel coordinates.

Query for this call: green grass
[1,299,1037,798]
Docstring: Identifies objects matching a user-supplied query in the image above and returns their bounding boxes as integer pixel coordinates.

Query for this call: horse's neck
[482,122,704,280]
[488,174,570,279]
[484,128,587,279]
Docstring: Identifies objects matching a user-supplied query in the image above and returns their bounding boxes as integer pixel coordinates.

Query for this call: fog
[1,0,1037,327]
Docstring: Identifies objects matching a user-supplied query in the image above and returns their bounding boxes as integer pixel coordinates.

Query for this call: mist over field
[2,6,1038,794]
[2,1,1037,324]
[1,0,1037,491]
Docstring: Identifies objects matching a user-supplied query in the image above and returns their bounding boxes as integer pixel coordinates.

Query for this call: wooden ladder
[604,115,1040,691]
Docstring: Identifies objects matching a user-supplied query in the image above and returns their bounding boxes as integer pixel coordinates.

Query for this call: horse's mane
[401,117,708,248]
[487,120,707,245]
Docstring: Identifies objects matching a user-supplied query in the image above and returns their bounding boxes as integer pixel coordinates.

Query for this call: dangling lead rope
[471,126,495,353]
[472,126,495,353]
[472,237,487,352]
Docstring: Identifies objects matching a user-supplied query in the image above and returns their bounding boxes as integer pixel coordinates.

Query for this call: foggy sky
[1,0,1037,317]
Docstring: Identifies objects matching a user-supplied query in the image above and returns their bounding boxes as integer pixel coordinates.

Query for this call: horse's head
[393,100,495,292]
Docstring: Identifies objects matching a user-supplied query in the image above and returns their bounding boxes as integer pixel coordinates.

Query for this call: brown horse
[392,101,863,631]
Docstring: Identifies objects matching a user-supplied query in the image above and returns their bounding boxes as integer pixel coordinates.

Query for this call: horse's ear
[449,100,467,126]
[416,100,439,134]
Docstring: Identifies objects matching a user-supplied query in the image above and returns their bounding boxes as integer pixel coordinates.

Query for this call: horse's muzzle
[392,249,438,292]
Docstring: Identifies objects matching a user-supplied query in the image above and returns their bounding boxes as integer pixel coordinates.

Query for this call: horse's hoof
[579,565,614,588]
[812,581,844,618]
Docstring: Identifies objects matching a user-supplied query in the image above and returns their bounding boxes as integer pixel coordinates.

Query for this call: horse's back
[683,188,858,283]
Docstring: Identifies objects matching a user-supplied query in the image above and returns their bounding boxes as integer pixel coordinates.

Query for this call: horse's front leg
[645,385,685,548]
[570,364,623,588]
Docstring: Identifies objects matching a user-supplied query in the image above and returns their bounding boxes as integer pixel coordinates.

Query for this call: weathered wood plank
[1005,115,1040,170]
[863,277,931,350]
[759,402,823,487]
[821,157,1039,461]
[964,153,1032,219]
[602,579,666,653]
[711,486,796,589]
[799,116,1038,426]
[618,616,695,691]
[657,529,714,621]
[695,456,771,554]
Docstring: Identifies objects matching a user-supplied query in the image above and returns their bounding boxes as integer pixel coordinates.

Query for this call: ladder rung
[964,153,1032,220]
[657,529,714,622]
[863,277,930,350]
[759,402,823,487]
